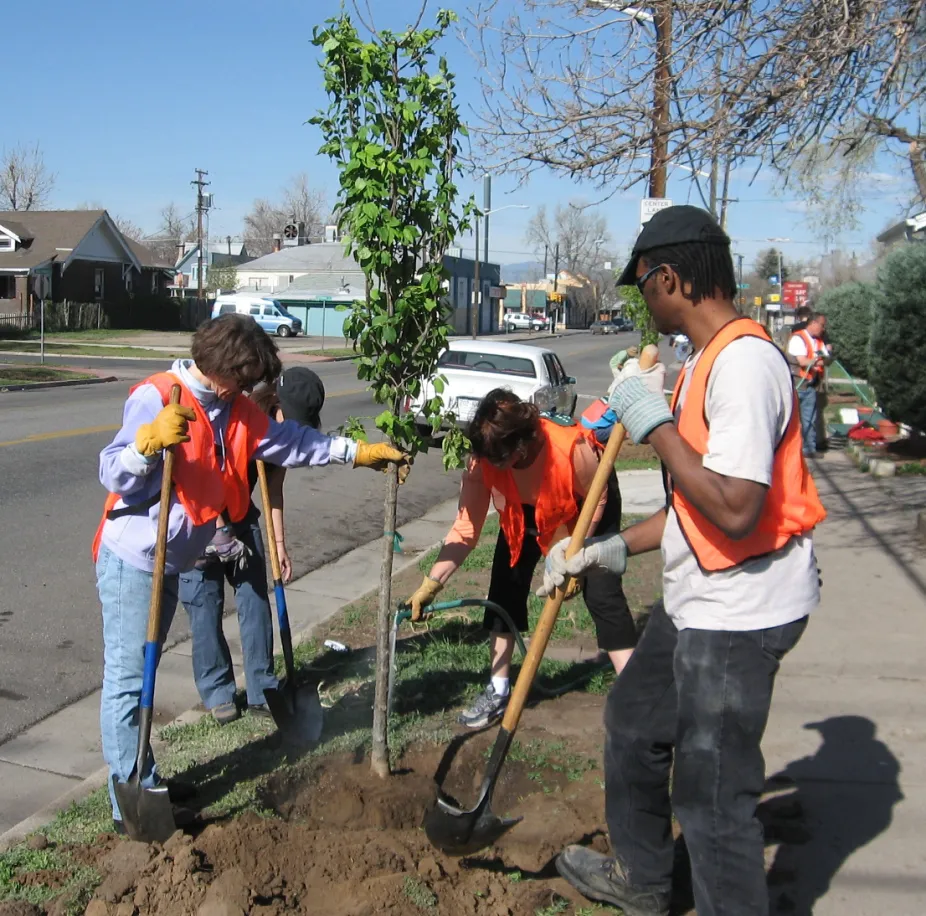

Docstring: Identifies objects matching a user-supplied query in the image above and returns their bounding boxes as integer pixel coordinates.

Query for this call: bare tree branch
[0,142,55,211]
[243,173,328,256]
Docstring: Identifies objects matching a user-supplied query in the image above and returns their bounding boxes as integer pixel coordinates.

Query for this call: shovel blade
[112,778,175,844]
[424,795,522,856]
[264,681,323,750]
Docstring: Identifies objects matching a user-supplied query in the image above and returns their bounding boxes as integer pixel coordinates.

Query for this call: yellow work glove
[135,404,196,457]
[354,442,412,484]
[407,576,443,621]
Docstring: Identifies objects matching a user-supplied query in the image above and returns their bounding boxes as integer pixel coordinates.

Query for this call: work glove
[607,355,672,444]
[135,404,196,457]
[354,442,412,484]
[536,533,628,598]
[406,575,443,621]
[202,527,251,572]
[608,346,640,381]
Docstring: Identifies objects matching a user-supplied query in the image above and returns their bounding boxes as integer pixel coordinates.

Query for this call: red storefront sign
[782,281,809,308]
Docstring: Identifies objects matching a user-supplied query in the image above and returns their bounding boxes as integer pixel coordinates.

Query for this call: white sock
[491,676,510,698]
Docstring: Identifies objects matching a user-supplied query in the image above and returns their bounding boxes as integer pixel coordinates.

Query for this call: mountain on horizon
[500,260,544,284]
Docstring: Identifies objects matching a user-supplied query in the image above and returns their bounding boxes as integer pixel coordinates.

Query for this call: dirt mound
[73,694,615,916]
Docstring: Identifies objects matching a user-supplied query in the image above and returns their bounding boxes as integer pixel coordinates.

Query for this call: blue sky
[5,0,912,272]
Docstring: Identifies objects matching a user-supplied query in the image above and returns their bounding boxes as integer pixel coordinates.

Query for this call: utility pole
[472,217,480,339]
[543,243,549,278]
[649,0,672,198]
[483,175,491,266]
[737,253,744,313]
[192,168,210,301]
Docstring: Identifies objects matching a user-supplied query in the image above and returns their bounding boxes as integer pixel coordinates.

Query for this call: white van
[211,294,303,337]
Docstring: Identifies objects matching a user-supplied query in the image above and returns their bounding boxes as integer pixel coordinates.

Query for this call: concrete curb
[0,374,118,393]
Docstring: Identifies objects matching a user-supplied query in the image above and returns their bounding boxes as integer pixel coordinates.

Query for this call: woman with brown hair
[404,388,636,728]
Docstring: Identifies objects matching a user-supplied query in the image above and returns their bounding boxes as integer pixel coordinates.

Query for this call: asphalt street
[0,332,648,744]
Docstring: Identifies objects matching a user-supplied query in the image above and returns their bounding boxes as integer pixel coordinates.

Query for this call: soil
[33,693,645,916]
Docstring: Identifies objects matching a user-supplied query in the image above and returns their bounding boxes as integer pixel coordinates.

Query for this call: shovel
[112,384,182,844]
[424,344,660,856]
[256,460,324,749]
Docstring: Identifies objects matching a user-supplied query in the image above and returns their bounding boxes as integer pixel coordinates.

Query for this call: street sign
[640,198,672,233]
[738,283,750,290]
[766,302,782,312]
[768,293,781,303]
[314,295,332,301]
[782,281,809,307]
[753,296,762,307]
[769,275,779,285]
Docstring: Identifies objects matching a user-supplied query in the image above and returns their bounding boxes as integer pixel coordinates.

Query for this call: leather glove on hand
[407,576,443,621]
[537,534,629,598]
[203,528,251,571]
[135,404,196,457]
[354,442,412,484]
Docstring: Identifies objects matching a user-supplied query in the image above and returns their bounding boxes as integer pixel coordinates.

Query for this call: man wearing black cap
[543,206,826,915]
[178,367,328,726]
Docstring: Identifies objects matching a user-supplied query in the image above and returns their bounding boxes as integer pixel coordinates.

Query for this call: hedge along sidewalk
[0,469,666,854]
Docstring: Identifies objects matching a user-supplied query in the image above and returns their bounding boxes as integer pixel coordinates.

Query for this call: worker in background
[405,388,637,729]
[788,311,833,457]
[541,205,826,916]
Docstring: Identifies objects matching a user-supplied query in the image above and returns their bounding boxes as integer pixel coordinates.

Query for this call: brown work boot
[556,845,670,916]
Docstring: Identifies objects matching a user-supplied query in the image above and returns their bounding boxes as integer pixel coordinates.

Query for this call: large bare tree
[243,173,328,256]
[0,142,55,211]
[524,199,611,272]
[466,0,926,211]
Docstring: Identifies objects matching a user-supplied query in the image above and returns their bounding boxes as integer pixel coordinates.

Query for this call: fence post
[40,299,45,366]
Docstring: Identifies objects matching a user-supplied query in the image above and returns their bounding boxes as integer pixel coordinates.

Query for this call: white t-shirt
[661,336,820,631]
[787,331,829,360]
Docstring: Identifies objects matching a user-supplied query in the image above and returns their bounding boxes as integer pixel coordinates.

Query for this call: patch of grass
[39,329,150,340]
[403,875,438,909]
[897,462,926,475]
[504,739,597,793]
[0,365,94,385]
[535,898,570,915]
[0,342,185,358]
[614,456,661,471]
[296,347,358,359]
[0,844,99,910]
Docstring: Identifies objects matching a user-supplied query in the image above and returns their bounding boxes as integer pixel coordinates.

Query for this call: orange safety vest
[670,318,827,572]
[480,419,599,566]
[91,373,270,562]
[792,329,825,382]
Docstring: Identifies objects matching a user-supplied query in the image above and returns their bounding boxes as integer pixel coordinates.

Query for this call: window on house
[94,268,105,301]
[0,236,13,251]
[125,269,133,295]
[0,276,14,298]
[151,273,158,295]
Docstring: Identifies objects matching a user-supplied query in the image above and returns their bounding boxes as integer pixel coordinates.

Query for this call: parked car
[405,339,577,434]
[504,311,547,332]
[610,318,634,332]
[212,294,303,337]
[590,320,614,335]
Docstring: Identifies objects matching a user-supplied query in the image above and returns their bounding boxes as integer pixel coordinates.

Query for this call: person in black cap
[543,205,826,915]
[177,367,327,725]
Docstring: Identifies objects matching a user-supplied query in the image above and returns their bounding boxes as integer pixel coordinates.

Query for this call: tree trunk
[370,461,400,778]
[908,138,926,206]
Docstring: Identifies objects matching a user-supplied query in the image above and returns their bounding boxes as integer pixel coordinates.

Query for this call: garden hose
[392,597,611,701]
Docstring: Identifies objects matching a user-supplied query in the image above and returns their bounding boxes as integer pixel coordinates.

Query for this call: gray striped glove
[537,534,629,597]
[607,375,673,444]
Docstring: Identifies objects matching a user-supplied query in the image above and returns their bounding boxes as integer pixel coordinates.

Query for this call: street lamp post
[471,204,530,339]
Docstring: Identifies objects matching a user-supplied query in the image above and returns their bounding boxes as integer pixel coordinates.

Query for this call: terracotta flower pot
[877,419,900,438]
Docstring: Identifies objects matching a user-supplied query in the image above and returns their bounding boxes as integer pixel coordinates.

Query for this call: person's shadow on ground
[760,715,903,915]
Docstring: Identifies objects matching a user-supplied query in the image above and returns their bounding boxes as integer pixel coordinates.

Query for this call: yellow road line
[0,424,121,449]
[0,388,370,448]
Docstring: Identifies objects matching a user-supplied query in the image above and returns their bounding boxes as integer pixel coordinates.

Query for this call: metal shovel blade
[112,777,175,844]
[264,681,323,750]
[424,726,522,856]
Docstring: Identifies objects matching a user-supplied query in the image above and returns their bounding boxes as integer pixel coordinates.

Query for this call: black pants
[485,473,636,652]
[604,600,806,914]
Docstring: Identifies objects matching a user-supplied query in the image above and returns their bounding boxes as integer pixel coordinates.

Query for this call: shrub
[869,244,926,430]
[816,281,877,378]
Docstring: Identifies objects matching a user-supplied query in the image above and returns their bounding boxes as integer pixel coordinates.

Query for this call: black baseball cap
[277,367,325,429]
[617,205,730,286]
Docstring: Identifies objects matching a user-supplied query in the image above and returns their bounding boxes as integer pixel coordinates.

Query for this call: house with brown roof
[0,210,173,314]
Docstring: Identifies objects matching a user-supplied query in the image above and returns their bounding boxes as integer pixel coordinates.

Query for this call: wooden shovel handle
[145,384,181,644]
[499,344,660,732]
[256,460,283,583]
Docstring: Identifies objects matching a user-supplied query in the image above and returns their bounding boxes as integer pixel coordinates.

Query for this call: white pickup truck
[406,339,577,434]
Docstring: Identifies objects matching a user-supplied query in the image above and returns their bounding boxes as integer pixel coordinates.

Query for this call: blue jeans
[96,545,178,822]
[178,520,277,709]
[797,385,818,454]
[604,601,807,915]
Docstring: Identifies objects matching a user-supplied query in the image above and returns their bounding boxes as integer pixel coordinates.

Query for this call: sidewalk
[0,472,666,848]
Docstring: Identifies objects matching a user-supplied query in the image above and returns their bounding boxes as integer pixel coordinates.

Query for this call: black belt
[106,493,159,520]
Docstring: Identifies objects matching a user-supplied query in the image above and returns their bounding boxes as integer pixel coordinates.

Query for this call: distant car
[589,320,613,335]
[610,318,634,332]
[405,339,577,434]
[212,294,302,337]
[504,311,547,332]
